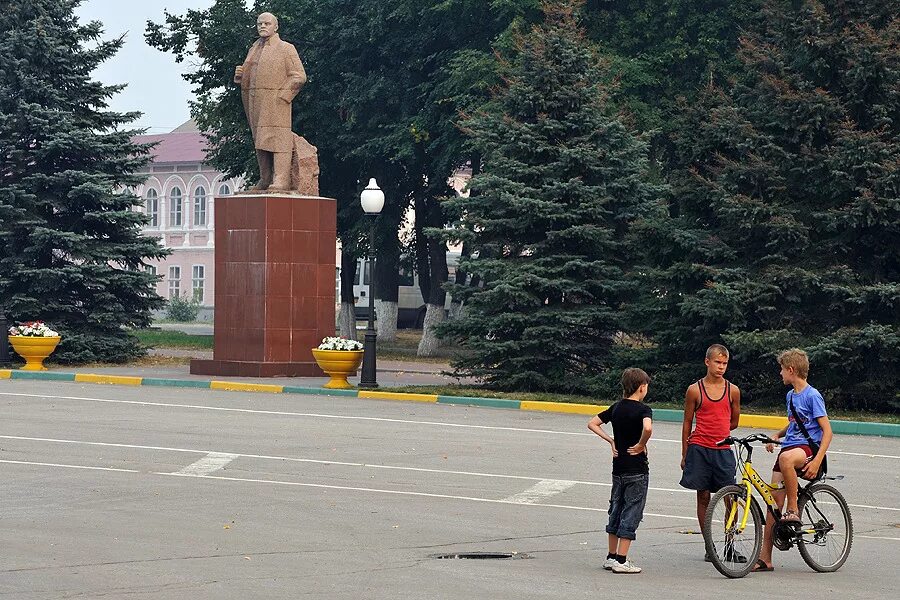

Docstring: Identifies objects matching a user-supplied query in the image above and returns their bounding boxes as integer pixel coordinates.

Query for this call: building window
[168,266,181,299]
[218,183,232,196]
[193,186,207,226]
[192,265,205,303]
[145,265,157,277]
[169,187,183,227]
[145,189,159,227]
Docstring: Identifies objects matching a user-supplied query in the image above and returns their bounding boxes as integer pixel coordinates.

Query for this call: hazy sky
[75,1,221,133]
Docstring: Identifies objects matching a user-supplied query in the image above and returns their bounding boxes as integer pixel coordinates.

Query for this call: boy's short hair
[778,348,809,379]
[706,344,729,359]
[621,367,651,397]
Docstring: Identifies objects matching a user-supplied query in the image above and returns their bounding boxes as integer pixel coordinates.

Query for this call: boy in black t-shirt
[587,368,653,574]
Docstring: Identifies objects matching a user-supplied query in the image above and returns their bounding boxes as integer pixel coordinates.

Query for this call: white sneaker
[603,557,618,570]
[612,560,642,574]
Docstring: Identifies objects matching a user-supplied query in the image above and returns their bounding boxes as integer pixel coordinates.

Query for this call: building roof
[134,120,209,164]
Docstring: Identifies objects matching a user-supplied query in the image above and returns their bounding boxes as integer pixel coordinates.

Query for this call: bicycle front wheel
[704,485,763,579]
[797,483,853,572]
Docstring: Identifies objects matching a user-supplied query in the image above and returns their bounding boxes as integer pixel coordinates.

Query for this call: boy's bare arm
[729,384,741,430]
[681,385,698,469]
[588,416,618,457]
[802,416,833,478]
[766,424,790,453]
[628,417,653,455]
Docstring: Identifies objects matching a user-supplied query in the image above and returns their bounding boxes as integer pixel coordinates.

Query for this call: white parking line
[0,459,138,473]
[3,456,900,542]
[502,479,578,504]
[2,391,897,460]
[175,452,238,476]
[2,433,898,514]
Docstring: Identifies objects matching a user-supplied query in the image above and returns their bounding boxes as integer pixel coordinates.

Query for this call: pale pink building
[133,121,242,316]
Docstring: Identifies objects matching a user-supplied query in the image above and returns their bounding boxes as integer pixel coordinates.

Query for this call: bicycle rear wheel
[797,483,853,572]
[703,485,763,578]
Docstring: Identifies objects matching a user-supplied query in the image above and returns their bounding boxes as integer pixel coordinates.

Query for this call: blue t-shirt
[781,385,828,448]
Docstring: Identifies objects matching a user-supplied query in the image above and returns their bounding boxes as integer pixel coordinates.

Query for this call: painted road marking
[175,452,238,476]
[2,456,899,541]
[2,433,898,514]
[0,459,138,473]
[2,391,897,460]
[502,479,578,504]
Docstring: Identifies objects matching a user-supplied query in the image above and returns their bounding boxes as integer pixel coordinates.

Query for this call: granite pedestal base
[190,193,336,378]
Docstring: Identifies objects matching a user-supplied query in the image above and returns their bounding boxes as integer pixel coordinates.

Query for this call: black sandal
[751,559,774,572]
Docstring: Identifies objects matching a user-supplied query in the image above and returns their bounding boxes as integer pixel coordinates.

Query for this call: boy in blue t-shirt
[755,348,833,572]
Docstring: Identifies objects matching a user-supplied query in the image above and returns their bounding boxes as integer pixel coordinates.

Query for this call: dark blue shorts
[679,444,736,492]
[606,472,649,540]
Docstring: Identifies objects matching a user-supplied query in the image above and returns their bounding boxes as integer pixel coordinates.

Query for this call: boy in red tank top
[679,344,742,561]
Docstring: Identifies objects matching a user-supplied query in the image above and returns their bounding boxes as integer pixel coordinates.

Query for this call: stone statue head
[256,13,279,39]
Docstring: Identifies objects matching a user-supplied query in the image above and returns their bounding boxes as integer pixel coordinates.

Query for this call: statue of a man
[234,13,307,191]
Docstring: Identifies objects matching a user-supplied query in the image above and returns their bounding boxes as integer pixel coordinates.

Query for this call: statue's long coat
[237,34,306,153]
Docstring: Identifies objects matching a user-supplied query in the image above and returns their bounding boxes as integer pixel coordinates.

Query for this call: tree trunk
[338,302,356,339]
[417,303,446,356]
[375,299,397,342]
[337,251,358,340]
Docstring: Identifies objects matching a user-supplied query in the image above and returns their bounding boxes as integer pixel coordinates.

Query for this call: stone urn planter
[9,336,61,371]
[311,348,364,389]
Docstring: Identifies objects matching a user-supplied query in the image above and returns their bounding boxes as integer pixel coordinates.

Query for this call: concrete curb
[3,368,898,438]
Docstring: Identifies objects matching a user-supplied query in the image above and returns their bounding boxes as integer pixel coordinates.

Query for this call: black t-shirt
[599,400,653,475]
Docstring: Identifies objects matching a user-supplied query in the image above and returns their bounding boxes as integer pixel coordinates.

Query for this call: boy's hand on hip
[627,443,645,456]
[609,441,619,458]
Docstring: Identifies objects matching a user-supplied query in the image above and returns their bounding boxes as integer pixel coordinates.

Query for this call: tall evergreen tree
[0,0,167,363]
[441,0,662,392]
[637,0,899,409]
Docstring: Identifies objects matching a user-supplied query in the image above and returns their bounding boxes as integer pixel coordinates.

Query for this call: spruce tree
[441,0,661,393]
[638,0,899,409]
[0,0,168,363]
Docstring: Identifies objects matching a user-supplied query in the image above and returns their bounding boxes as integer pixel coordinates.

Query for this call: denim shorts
[679,444,736,492]
[606,472,649,540]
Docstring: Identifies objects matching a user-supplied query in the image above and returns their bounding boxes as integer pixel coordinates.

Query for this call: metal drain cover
[432,552,528,560]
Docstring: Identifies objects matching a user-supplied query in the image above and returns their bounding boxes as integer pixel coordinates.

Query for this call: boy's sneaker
[603,557,618,570]
[612,560,642,574]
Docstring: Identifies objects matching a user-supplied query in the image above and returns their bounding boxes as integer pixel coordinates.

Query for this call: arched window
[193,185,207,226]
[145,189,159,227]
[169,187,183,227]
[218,183,232,196]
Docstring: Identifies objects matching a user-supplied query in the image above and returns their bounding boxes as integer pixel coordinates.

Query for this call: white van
[341,253,460,328]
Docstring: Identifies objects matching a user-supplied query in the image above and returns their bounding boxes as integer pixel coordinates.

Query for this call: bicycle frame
[726,443,781,532]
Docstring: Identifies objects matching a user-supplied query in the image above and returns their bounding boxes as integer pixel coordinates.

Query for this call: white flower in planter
[317,336,363,351]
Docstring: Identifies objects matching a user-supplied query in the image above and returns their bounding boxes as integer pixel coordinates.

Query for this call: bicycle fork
[724,480,754,534]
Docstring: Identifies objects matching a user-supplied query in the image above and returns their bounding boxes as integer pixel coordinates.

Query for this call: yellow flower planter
[9,336,61,371]
[311,348,364,389]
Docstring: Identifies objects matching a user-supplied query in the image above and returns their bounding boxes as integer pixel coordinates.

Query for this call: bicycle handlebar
[716,433,781,448]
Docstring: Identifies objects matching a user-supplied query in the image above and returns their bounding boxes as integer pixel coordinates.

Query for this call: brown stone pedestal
[190,194,336,377]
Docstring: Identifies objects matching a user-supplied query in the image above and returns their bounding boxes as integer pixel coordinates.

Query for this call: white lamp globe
[360,178,385,215]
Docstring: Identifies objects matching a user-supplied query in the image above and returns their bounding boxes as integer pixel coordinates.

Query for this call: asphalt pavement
[1,378,897,599]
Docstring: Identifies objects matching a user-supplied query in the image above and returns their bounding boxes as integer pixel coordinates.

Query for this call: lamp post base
[358,329,379,389]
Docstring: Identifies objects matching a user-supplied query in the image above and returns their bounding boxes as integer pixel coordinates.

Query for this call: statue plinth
[190,193,336,378]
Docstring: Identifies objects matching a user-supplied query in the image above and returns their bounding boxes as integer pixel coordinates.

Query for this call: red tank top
[688,379,733,449]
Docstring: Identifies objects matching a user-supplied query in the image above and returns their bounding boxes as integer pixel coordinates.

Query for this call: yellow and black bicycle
[702,433,853,578]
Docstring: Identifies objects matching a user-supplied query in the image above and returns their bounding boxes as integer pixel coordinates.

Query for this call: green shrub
[165,293,201,322]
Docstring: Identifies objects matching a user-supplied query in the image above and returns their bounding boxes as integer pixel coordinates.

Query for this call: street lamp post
[0,309,9,366]
[358,178,384,389]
